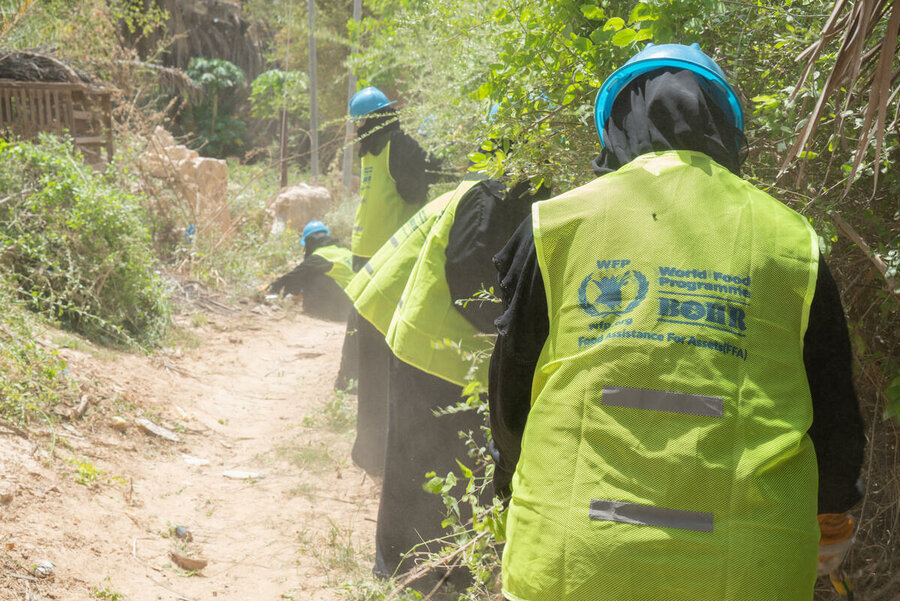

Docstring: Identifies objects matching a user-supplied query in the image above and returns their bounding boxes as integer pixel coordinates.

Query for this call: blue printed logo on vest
[579,260,648,318]
[360,166,374,193]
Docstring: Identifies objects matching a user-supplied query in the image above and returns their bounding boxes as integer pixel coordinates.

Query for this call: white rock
[268,183,332,236]
[222,470,266,480]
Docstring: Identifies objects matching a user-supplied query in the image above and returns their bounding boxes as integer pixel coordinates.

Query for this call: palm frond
[781,0,899,195]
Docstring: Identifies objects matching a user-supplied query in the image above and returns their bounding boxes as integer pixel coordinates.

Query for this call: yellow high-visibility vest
[346,178,482,336]
[503,150,820,601]
[311,244,354,289]
[386,177,494,387]
[352,140,420,258]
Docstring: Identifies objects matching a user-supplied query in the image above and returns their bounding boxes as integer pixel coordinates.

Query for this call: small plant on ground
[0,278,71,426]
[277,441,334,472]
[90,581,125,600]
[320,387,355,433]
[68,457,105,487]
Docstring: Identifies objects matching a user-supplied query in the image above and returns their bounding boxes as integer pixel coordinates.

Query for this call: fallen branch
[422,567,453,601]
[383,530,490,600]
[832,212,900,301]
[71,395,91,420]
[0,419,29,439]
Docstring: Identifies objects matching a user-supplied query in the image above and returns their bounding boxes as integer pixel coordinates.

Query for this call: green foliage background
[185,57,248,157]
[0,136,171,347]
[0,280,70,425]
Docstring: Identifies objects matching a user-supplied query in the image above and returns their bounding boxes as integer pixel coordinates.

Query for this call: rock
[173,525,193,542]
[181,156,230,235]
[149,125,175,149]
[250,304,270,315]
[222,470,266,480]
[164,145,198,164]
[181,454,210,466]
[169,551,207,572]
[135,418,180,443]
[140,127,232,243]
[110,416,129,432]
[33,561,54,578]
[267,183,332,236]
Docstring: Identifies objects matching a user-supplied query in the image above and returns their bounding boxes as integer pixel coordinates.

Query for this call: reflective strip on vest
[502,150,820,601]
[385,176,491,387]
[351,140,420,258]
[602,386,724,418]
[311,244,354,289]
[589,499,715,533]
[344,186,462,336]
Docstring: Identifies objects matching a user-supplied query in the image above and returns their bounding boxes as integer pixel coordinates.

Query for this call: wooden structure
[0,79,114,163]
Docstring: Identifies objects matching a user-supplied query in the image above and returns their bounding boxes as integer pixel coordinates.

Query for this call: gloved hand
[267,273,298,296]
[818,512,855,576]
[266,277,285,296]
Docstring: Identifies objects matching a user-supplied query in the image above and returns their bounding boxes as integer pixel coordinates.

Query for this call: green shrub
[0,135,170,346]
[0,278,69,424]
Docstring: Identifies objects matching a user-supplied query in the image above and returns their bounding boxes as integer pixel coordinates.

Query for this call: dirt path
[0,302,379,600]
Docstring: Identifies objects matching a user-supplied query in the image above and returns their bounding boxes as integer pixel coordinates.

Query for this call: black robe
[350,114,442,476]
[373,178,546,589]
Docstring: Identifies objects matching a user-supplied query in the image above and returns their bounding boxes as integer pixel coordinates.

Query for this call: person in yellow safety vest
[267,221,357,390]
[372,147,550,592]
[348,87,443,476]
[488,44,865,601]
[267,220,354,321]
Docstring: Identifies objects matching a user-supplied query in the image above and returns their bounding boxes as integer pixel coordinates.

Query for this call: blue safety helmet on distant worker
[300,220,330,246]
[594,43,744,146]
[349,86,396,119]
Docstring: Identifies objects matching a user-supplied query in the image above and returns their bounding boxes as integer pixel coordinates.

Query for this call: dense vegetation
[0,136,170,346]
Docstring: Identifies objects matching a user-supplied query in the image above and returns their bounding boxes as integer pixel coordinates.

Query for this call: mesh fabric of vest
[312,244,354,289]
[345,187,459,336]
[352,140,420,258]
[385,179,494,387]
[502,150,820,601]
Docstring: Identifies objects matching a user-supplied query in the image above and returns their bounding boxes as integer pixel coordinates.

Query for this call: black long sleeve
[805,256,866,512]
[388,130,442,205]
[487,224,865,512]
[267,235,344,297]
[487,217,548,500]
[267,254,332,297]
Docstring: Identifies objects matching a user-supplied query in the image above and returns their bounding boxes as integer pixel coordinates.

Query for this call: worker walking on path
[370,153,548,590]
[488,44,865,601]
[348,86,443,476]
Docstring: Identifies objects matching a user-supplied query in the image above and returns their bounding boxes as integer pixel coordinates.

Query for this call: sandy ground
[0,299,379,601]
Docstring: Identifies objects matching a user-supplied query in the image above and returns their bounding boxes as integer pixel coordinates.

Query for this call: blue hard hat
[300,220,329,246]
[349,86,395,119]
[594,43,743,146]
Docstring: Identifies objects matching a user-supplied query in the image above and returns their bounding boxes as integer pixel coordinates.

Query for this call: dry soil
[0,299,379,600]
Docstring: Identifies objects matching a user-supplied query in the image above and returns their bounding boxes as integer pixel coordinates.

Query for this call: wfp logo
[579,260,648,318]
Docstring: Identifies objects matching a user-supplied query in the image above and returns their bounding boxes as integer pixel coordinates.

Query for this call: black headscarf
[592,69,747,176]
[357,107,399,156]
[303,232,340,258]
